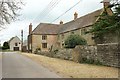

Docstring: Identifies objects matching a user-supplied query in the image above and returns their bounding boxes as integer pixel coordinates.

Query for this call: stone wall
[35,43,119,68]
[74,43,119,68]
[97,43,119,67]
[35,49,73,60]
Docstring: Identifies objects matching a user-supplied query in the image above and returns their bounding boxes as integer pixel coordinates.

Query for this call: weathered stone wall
[36,49,73,60]
[35,43,119,68]
[97,43,119,67]
[74,43,119,68]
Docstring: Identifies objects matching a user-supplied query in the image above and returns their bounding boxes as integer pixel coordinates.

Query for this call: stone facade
[29,34,58,53]
[58,27,95,48]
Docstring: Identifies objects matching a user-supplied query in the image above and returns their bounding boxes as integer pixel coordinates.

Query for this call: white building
[9,36,21,51]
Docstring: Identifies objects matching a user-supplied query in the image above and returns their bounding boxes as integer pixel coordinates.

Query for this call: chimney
[102,0,110,9]
[60,20,63,24]
[74,12,78,20]
[101,0,113,16]
[29,23,32,35]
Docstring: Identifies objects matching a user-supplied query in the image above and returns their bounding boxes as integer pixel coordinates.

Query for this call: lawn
[22,53,119,78]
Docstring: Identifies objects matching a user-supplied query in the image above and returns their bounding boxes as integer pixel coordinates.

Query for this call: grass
[22,53,119,78]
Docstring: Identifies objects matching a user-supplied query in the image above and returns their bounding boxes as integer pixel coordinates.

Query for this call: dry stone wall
[35,43,119,68]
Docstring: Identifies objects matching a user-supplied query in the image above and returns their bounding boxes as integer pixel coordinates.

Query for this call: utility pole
[21,29,23,52]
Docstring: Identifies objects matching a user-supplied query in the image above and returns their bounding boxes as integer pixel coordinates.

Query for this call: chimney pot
[74,12,78,20]
[29,23,32,35]
[101,0,110,9]
[60,21,63,24]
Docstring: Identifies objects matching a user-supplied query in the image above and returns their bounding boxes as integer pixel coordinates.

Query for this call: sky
[0,0,103,45]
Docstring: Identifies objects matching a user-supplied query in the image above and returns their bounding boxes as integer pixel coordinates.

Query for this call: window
[42,43,47,48]
[15,43,18,46]
[42,35,47,40]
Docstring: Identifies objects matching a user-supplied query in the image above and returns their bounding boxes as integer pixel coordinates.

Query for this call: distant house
[28,0,113,53]
[9,36,21,51]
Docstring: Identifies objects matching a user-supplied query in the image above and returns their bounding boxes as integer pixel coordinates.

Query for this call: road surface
[2,52,61,78]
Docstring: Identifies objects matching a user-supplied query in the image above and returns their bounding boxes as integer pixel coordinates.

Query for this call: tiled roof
[32,23,61,35]
[32,9,103,35]
[59,9,103,33]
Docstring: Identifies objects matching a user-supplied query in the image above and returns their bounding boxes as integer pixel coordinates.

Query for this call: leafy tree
[64,34,87,48]
[2,42,10,50]
[88,1,120,39]
[0,0,23,30]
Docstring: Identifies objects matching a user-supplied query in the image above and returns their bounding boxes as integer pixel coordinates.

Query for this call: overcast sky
[0,0,103,45]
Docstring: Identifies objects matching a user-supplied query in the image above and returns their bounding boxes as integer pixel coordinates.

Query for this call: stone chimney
[74,12,78,20]
[101,0,113,16]
[60,20,63,25]
[29,23,32,35]
[102,0,110,9]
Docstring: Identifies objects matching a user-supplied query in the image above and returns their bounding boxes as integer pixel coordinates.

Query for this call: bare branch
[0,0,23,29]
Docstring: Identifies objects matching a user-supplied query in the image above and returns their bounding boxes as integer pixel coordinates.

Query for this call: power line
[23,0,61,33]
[33,0,62,23]
[51,0,82,23]
[41,0,61,20]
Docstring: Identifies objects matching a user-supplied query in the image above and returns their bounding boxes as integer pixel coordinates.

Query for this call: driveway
[2,52,60,78]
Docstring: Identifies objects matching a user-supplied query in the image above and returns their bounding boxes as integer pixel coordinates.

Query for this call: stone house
[28,23,62,52]
[28,0,113,53]
[9,36,21,51]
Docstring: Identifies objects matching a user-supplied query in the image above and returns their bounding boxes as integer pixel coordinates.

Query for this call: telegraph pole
[21,29,23,52]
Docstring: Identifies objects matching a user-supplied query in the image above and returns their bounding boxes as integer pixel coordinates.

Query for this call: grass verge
[22,53,119,78]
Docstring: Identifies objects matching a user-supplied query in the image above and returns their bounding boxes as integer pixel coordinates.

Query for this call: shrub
[2,42,10,50]
[65,34,87,48]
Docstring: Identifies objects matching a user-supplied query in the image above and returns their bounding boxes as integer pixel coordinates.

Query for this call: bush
[65,34,87,48]
[2,42,10,50]
[34,48,41,54]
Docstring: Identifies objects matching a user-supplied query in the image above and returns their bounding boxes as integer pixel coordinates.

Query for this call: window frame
[42,35,47,40]
[42,43,47,48]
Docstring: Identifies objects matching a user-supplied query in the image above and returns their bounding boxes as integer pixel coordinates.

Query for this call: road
[2,52,61,78]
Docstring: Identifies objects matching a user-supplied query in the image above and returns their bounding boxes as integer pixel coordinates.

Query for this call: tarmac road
[2,52,61,78]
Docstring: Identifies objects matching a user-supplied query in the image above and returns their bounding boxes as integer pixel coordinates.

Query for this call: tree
[0,0,23,30]
[2,42,10,50]
[64,34,87,48]
[87,1,120,39]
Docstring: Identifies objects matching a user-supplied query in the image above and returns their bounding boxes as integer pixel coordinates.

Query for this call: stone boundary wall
[35,43,119,68]
[74,43,119,67]
[97,43,119,67]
